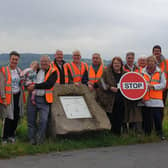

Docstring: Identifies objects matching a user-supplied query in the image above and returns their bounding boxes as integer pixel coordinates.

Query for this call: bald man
[51,50,71,84]
[27,55,57,145]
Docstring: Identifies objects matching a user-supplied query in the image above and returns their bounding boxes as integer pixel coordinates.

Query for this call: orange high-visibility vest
[158,59,168,88]
[66,62,88,83]
[0,66,12,104]
[0,66,26,104]
[51,62,69,84]
[143,71,163,101]
[123,65,142,73]
[45,66,56,103]
[88,64,104,84]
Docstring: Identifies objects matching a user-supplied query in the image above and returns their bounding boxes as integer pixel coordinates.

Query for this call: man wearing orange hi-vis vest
[152,45,168,105]
[88,53,106,91]
[27,55,57,145]
[0,51,26,144]
[65,50,88,85]
[122,52,143,133]
[51,50,71,84]
[123,52,142,73]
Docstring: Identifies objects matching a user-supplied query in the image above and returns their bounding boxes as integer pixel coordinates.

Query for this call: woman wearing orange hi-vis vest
[142,56,166,140]
[0,51,26,144]
[66,50,88,85]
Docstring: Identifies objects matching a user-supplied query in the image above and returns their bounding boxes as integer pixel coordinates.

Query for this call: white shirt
[126,64,135,71]
[11,69,21,94]
[142,66,166,107]
[35,69,45,96]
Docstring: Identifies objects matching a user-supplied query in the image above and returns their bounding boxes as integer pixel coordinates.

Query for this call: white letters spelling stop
[119,72,147,100]
[123,82,144,89]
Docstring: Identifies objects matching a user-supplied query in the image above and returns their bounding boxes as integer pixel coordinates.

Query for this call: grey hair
[126,51,135,58]
[72,50,81,55]
[40,55,51,62]
[138,55,147,61]
[56,49,63,53]
[30,61,38,66]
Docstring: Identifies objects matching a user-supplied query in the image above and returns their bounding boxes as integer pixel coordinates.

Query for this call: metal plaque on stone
[59,96,92,119]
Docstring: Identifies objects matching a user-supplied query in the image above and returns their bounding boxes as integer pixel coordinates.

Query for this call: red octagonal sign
[119,72,147,100]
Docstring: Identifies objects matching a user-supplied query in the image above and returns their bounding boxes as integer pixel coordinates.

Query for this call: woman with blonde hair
[142,55,166,140]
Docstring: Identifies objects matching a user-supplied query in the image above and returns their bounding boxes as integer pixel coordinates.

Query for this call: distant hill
[0,53,111,69]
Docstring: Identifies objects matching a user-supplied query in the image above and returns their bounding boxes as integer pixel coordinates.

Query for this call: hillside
[0,53,110,69]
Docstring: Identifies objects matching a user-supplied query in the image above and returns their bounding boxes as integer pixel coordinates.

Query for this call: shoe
[160,136,166,141]
[8,137,16,144]
[1,139,8,145]
[30,139,36,145]
[36,135,44,145]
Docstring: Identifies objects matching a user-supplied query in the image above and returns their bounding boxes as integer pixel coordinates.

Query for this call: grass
[0,107,168,159]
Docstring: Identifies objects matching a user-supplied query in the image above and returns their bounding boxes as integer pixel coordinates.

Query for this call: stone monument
[48,84,111,137]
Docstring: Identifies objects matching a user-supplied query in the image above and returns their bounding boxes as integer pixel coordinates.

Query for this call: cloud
[0,0,168,59]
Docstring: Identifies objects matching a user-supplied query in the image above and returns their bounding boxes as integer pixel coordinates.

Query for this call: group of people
[0,45,167,145]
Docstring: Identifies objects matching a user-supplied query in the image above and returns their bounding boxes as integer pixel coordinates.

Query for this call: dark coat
[123,64,142,122]
[96,66,125,113]
[96,66,142,122]
[124,99,142,122]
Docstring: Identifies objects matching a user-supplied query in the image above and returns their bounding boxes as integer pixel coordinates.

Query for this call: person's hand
[88,83,94,91]
[74,82,80,87]
[27,84,35,91]
[148,84,154,90]
[2,98,7,107]
[110,86,118,93]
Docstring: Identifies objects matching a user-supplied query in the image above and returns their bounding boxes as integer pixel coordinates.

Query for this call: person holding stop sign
[123,52,143,133]
[96,56,126,135]
[142,55,166,140]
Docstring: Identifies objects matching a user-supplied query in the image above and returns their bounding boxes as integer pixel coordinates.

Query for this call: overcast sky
[0,0,168,60]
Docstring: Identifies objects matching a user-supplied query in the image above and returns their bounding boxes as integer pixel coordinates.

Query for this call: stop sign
[119,72,147,100]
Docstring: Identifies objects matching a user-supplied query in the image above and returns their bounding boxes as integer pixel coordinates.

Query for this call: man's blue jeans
[27,94,50,143]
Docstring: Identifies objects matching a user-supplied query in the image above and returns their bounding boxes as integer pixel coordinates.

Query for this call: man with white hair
[123,52,142,133]
[27,55,57,145]
[88,53,105,91]
[137,56,147,69]
[66,50,88,85]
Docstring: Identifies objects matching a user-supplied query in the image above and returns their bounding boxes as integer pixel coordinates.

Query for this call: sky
[0,0,168,60]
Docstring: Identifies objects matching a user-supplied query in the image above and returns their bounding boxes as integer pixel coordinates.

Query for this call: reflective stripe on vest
[159,59,168,74]
[159,59,168,88]
[51,62,69,84]
[67,62,88,83]
[0,66,26,104]
[143,71,162,100]
[45,66,55,103]
[0,66,12,104]
[123,65,142,73]
[88,64,104,84]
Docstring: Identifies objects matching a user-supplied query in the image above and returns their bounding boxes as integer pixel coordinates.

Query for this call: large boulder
[48,84,111,137]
